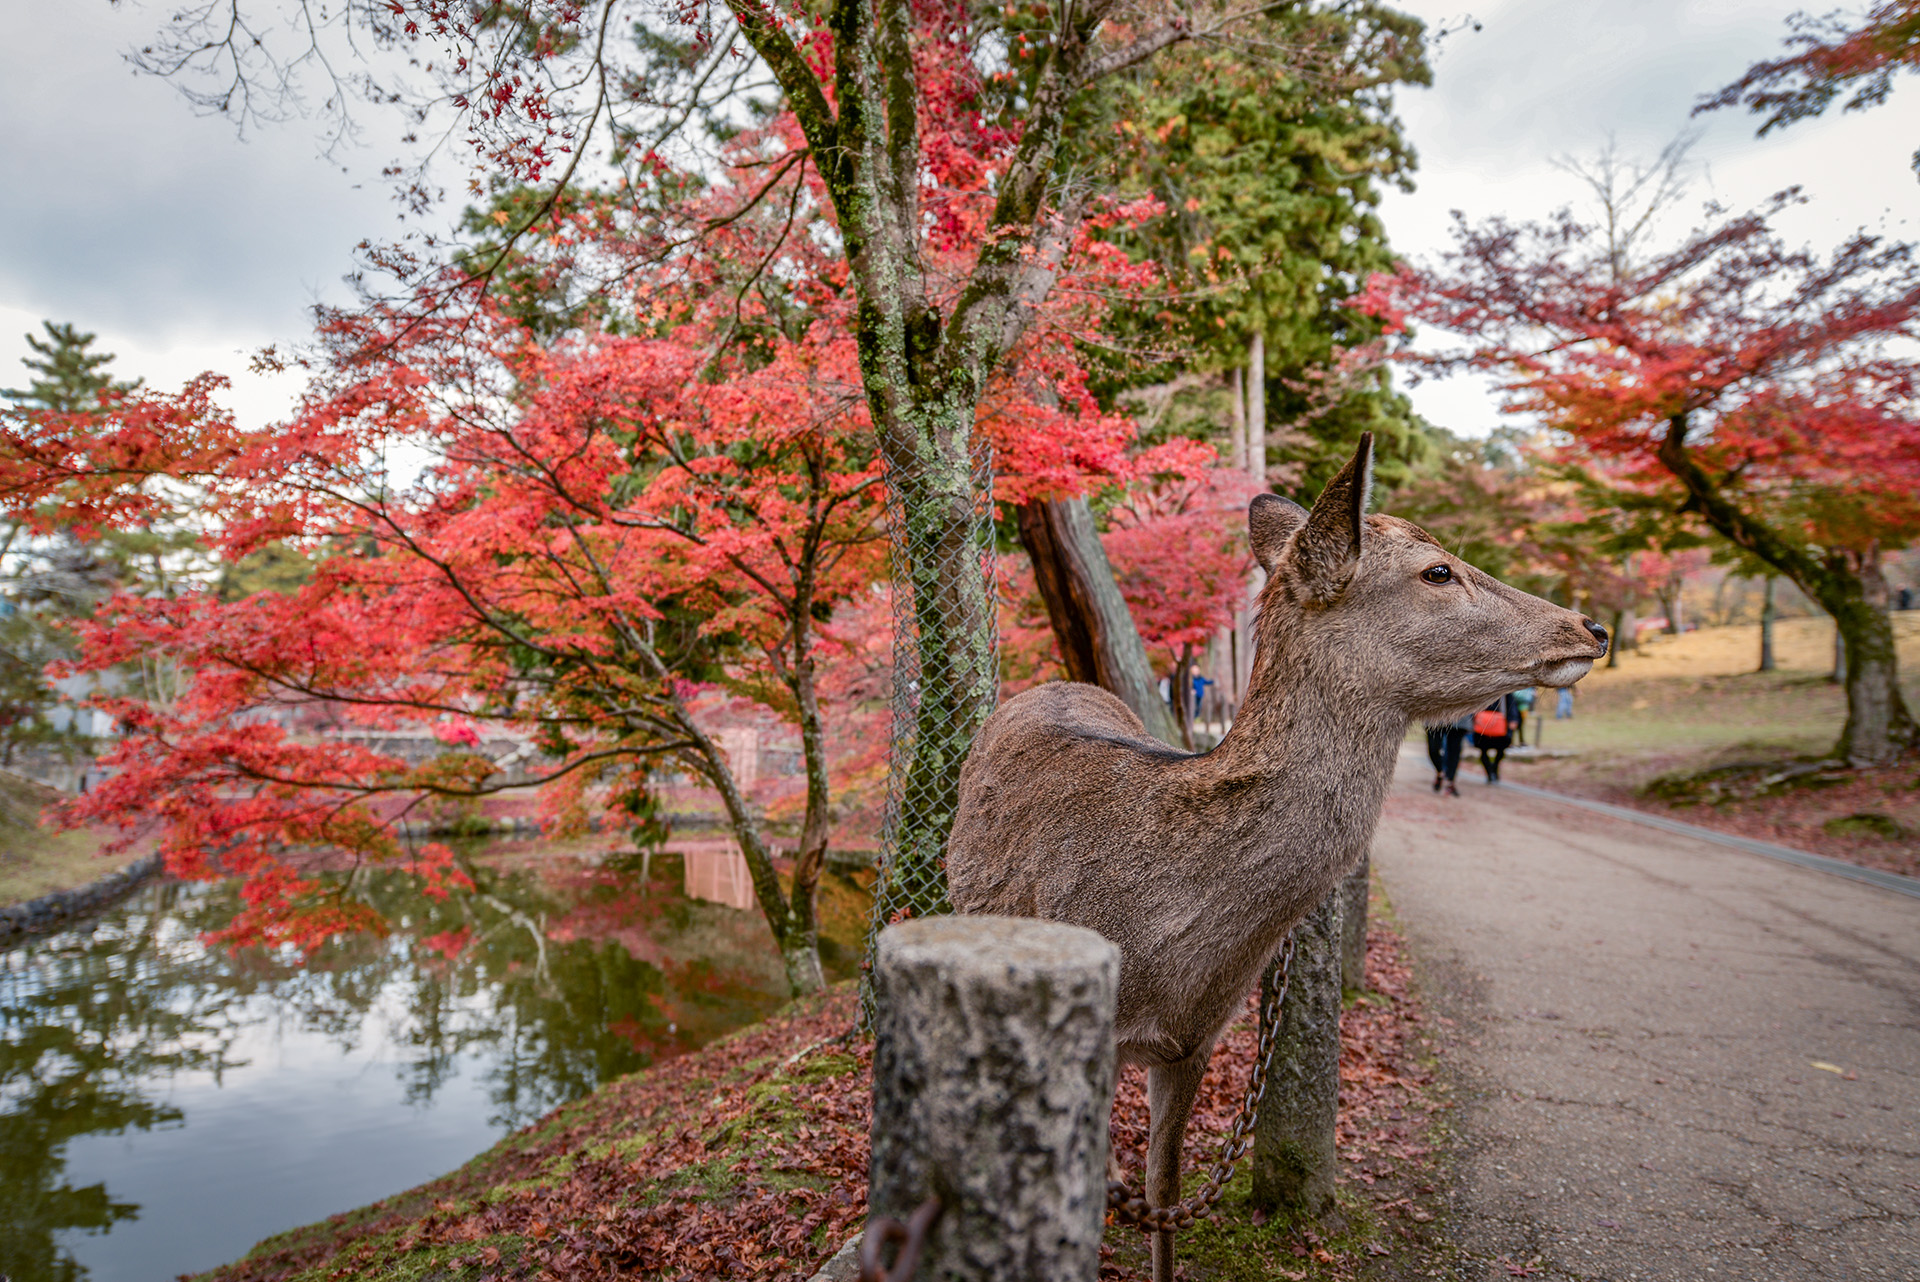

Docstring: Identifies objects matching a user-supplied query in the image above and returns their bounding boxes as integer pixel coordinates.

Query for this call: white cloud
[0,0,412,424]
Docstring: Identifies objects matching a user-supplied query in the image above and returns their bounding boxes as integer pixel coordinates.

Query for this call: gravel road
[1371,747,1918,1281]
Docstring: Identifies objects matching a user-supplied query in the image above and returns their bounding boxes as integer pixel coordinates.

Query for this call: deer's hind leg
[1146,1044,1212,1282]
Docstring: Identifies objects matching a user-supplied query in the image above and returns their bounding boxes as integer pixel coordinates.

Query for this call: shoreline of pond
[0,850,165,936]
[3,841,875,1282]
[178,885,1456,1282]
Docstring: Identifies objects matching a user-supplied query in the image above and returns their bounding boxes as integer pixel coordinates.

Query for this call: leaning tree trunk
[701,731,826,996]
[1660,417,1918,764]
[1016,495,1182,747]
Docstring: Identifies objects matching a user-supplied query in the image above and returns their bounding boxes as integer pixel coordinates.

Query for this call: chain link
[858,447,997,1028]
[858,1196,942,1282]
[1106,933,1297,1233]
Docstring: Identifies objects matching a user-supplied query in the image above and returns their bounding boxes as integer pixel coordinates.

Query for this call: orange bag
[1472,709,1508,737]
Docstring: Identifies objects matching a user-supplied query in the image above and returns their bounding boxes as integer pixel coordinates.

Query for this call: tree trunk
[1832,624,1847,685]
[878,429,999,921]
[1246,334,1266,486]
[1338,854,1369,992]
[1252,889,1342,1221]
[1758,575,1777,672]
[1832,550,1909,765]
[1659,588,1684,635]
[703,737,826,997]
[1016,495,1183,747]
[1229,367,1247,473]
[788,650,831,986]
[1606,609,1624,668]
[1658,416,1918,763]
[1017,500,1099,685]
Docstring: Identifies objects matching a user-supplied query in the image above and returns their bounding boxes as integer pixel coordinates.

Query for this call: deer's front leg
[1146,1045,1212,1282]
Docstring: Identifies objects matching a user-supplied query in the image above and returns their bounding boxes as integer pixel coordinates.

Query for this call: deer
[946,433,1609,1282]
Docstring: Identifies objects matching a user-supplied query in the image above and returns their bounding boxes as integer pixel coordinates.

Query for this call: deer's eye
[1420,564,1454,585]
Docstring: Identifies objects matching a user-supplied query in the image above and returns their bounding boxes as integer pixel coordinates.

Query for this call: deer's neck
[1183,645,1407,935]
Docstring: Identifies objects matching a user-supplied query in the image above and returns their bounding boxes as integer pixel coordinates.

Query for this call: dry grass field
[1501,612,1920,876]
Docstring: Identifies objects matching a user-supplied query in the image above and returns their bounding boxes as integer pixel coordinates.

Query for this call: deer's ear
[1249,493,1308,573]
[1292,432,1373,597]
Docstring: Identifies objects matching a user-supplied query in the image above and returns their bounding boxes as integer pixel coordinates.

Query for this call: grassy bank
[191,882,1451,1282]
[0,769,135,907]
[1499,615,1920,877]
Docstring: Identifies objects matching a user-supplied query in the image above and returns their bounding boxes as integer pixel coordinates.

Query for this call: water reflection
[0,856,812,1282]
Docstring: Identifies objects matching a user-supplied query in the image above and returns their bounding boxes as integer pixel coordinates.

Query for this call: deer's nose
[1583,618,1610,653]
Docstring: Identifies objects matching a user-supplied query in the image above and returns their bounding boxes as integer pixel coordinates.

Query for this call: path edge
[1497,780,1920,901]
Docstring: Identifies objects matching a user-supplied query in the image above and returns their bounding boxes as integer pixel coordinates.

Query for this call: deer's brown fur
[946,435,1607,1280]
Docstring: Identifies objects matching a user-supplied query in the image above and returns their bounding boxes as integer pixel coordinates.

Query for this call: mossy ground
[194,987,874,1282]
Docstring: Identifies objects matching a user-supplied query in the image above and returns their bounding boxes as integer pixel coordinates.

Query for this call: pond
[0,848,869,1282]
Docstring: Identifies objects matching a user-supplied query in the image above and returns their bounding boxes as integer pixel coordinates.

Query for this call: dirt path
[1371,747,1918,1281]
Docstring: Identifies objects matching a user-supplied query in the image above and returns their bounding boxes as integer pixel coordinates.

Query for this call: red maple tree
[1698,1,1920,172]
[1366,193,1920,762]
[0,85,1208,979]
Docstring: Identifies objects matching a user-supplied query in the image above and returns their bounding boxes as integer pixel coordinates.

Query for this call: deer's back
[949,680,1186,907]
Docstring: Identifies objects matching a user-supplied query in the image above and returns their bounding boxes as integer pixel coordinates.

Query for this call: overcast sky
[3,0,1917,433]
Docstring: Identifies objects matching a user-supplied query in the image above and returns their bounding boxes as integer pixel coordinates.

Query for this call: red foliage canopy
[1362,194,1920,551]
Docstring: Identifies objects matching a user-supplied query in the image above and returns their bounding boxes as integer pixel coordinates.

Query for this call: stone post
[869,916,1118,1282]
[1338,854,1370,992]
[1251,888,1343,1219]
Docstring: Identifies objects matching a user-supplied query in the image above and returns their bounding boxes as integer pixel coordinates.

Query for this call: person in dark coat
[1472,691,1521,784]
[1426,712,1472,797]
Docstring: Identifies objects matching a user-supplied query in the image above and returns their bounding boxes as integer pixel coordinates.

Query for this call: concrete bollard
[869,915,1118,1282]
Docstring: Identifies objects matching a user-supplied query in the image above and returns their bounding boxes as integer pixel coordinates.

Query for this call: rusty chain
[857,1196,942,1282]
[1106,931,1297,1233]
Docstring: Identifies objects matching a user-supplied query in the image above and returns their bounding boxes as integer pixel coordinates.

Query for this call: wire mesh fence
[860,445,998,1023]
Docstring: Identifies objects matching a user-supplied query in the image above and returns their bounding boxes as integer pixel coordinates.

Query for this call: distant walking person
[1556,685,1575,719]
[1426,714,1472,797]
[1473,692,1520,784]
[1513,686,1535,746]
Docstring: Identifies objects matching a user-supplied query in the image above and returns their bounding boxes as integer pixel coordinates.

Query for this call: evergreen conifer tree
[2,321,140,411]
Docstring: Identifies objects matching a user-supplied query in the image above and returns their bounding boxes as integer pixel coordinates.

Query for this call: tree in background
[0,301,894,994]
[1100,1,1431,489]
[1698,2,1920,174]
[0,324,156,771]
[1371,191,1920,763]
[2,323,141,412]
[1103,468,1254,747]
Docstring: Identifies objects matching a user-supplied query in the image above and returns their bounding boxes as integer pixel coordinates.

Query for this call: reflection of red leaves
[419,926,471,959]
